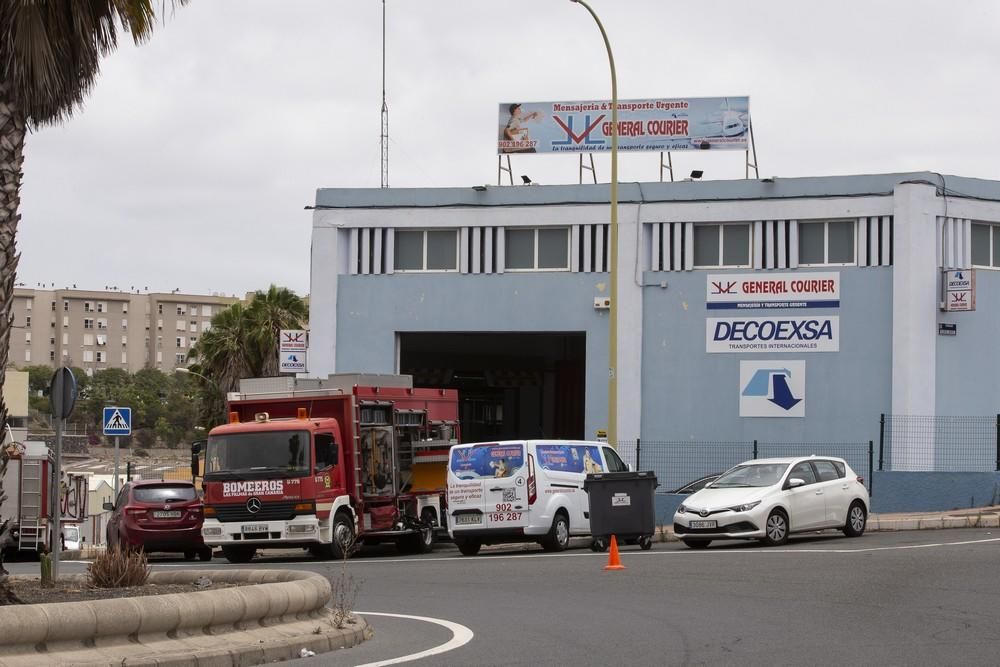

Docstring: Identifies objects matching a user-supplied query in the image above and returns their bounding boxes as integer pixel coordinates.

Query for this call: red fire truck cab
[198,375,459,563]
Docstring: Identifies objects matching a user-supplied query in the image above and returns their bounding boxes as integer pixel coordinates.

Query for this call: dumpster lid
[584,470,657,483]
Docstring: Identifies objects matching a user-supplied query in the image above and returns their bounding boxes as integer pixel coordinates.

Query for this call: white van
[447,439,630,556]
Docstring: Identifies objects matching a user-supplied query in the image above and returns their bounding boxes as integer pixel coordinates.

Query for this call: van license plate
[455,514,482,525]
[689,520,717,529]
[152,511,181,519]
[242,524,268,533]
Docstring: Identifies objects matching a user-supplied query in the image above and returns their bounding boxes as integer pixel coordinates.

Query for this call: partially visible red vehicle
[104,480,212,561]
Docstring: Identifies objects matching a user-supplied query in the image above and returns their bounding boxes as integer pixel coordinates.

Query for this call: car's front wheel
[682,539,711,549]
[761,509,789,546]
[843,501,867,537]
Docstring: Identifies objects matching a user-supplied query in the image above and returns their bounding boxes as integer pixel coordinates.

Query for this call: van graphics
[707,272,840,310]
[448,482,483,504]
[535,444,605,474]
[707,316,839,353]
[222,480,284,497]
[449,444,524,479]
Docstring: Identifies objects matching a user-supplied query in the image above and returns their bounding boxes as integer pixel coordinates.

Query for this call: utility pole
[380,0,389,188]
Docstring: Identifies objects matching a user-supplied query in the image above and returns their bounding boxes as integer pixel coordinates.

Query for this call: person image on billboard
[501,103,541,153]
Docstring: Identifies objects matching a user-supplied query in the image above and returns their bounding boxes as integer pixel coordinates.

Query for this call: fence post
[126,460,132,481]
[996,415,999,472]
[878,413,885,471]
[752,439,758,460]
[635,438,641,471]
[868,440,874,497]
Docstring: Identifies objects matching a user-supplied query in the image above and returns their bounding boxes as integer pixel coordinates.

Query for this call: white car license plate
[689,520,717,529]
[242,524,268,533]
[152,510,182,519]
[455,514,482,526]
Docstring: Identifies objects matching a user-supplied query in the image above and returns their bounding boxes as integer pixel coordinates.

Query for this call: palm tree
[186,303,255,395]
[0,0,186,595]
[247,285,308,377]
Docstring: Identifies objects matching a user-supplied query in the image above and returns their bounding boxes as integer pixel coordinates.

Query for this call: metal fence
[124,460,193,483]
[879,414,1000,472]
[618,440,874,495]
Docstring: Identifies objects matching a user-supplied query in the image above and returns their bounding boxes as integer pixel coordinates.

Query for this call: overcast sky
[16,0,1000,298]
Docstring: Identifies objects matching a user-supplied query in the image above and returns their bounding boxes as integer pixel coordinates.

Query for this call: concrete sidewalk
[867,504,1000,532]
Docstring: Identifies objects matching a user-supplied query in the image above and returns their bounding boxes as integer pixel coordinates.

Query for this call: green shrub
[87,547,150,588]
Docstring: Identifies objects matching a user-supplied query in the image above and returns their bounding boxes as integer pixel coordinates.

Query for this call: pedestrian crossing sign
[103,407,132,436]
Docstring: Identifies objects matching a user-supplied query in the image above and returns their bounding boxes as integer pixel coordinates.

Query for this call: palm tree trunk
[0,83,27,429]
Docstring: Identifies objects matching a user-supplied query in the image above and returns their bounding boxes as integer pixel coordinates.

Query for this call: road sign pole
[114,436,120,497]
[52,372,63,579]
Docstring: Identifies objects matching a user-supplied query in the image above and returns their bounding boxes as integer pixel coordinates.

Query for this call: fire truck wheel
[331,512,355,560]
[397,524,434,555]
[221,545,256,563]
[455,538,481,557]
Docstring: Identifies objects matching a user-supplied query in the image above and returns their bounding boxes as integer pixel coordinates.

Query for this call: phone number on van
[490,504,522,522]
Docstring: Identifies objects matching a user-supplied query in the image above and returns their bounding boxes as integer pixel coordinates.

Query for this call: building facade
[9,289,239,375]
[308,173,1000,471]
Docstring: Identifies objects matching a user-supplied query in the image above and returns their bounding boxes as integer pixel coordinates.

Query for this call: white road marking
[353,611,474,667]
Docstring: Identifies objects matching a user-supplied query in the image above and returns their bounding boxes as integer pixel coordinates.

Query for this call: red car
[104,480,212,560]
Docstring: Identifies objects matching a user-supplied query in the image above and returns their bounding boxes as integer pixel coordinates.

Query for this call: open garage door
[398,332,585,443]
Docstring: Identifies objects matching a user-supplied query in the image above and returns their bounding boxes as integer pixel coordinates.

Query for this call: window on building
[63,316,69,328]
[175,353,186,365]
[176,320,185,331]
[122,352,127,364]
[693,223,751,268]
[96,351,105,363]
[97,302,106,313]
[63,301,69,312]
[156,351,163,363]
[24,349,30,362]
[190,306,198,317]
[971,223,1000,268]
[83,318,94,329]
[157,319,163,330]
[49,337,55,345]
[49,351,55,361]
[176,337,186,348]
[83,334,94,346]
[62,350,68,358]
[122,319,128,330]
[25,300,31,311]
[394,229,459,271]
[97,318,107,330]
[122,302,128,314]
[799,220,856,265]
[24,332,31,343]
[25,315,30,327]
[202,321,211,332]
[96,335,107,346]
[82,350,94,363]
[203,305,212,317]
[51,302,56,312]
[189,336,198,347]
[84,301,93,312]
[176,305,186,316]
[62,333,68,345]
[189,321,198,333]
[157,304,163,315]
[505,228,570,270]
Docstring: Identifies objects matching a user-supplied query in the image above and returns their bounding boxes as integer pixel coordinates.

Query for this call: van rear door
[448,442,528,531]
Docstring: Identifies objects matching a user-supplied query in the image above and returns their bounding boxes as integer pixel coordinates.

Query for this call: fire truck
[197,374,460,563]
[1,441,89,556]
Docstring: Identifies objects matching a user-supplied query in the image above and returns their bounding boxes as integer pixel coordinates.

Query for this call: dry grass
[87,547,150,589]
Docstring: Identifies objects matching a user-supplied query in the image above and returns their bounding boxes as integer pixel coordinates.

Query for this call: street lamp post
[570,0,619,447]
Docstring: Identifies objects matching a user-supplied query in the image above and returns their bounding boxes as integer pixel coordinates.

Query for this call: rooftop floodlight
[690,170,704,180]
[521,175,532,185]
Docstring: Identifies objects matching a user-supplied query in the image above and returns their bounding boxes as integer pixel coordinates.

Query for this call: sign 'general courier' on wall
[707,272,840,310]
[707,316,840,353]
[498,97,749,154]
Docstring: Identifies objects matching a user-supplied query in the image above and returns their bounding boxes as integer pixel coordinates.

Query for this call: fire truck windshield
[204,430,311,479]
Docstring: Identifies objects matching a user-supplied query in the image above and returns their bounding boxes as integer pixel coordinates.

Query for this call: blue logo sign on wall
[739,361,805,417]
[103,406,132,436]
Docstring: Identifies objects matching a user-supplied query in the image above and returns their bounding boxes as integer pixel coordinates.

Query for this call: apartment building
[9,289,239,375]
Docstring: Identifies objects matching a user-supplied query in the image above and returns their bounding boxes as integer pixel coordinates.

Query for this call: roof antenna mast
[380,0,389,188]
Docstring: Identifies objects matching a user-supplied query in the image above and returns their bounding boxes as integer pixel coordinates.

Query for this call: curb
[0,569,371,667]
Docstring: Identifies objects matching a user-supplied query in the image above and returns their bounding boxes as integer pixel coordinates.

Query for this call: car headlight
[676,504,688,514]
[729,501,761,513]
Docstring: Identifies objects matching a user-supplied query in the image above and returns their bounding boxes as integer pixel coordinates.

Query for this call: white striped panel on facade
[571,226,581,272]
[582,225,593,272]
[788,220,799,268]
[868,217,879,267]
[650,223,661,271]
[372,228,383,274]
[459,227,470,273]
[752,222,764,269]
[385,229,395,274]
[471,228,482,274]
[595,225,605,272]
[776,221,788,269]
[765,222,776,269]
[360,229,371,275]
[484,227,494,273]
[879,216,892,267]
[348,228,359,275]
[683,222,694,270]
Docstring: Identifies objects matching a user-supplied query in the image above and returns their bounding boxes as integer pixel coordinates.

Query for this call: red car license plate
[152,510,182,519]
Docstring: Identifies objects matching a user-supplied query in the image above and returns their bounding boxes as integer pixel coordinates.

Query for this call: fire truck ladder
[18,459,44,551]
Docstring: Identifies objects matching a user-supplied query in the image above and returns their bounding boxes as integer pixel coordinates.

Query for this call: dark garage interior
[398,332,586,443]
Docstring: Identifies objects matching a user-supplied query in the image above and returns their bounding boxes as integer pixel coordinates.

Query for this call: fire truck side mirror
[191,440,205,481]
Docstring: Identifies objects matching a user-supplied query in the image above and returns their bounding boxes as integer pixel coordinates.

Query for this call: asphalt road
[7,529,1000,666]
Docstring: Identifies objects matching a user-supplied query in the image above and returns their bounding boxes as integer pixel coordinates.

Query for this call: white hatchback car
[673,456,869,548]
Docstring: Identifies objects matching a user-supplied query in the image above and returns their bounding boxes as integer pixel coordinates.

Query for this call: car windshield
[134,485,197,503]
[711,463,788,488]
[204,430,311,479]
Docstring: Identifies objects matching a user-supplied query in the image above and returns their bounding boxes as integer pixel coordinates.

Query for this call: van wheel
[221,545,256,563]
[455,538,481,556]
[542,512,570,552]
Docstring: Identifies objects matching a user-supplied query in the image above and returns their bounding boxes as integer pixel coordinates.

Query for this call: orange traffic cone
[604,535,626,571]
